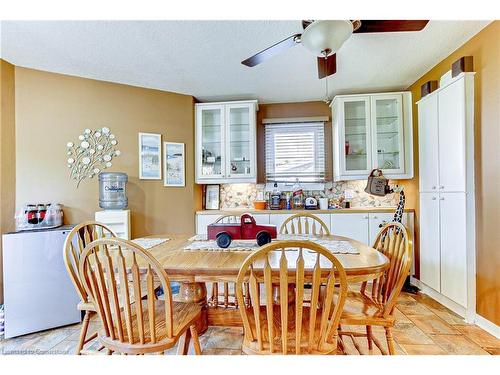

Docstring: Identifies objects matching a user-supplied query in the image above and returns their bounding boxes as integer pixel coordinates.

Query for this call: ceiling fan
[241,20,430,79]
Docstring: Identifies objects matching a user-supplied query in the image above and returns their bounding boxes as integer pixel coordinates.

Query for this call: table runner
[183,234,359,254]
[132,237,170,249]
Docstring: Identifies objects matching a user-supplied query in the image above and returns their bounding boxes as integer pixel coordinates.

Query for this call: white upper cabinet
[419,77,468,193]
[418,94,439,192]
[196,100,258,184]
[331,92,413,181]
[437,79,466,192]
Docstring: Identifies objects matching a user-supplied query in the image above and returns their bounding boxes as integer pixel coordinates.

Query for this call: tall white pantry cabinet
[416,72,476,321]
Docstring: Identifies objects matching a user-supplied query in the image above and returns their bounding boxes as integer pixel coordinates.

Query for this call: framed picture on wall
[164,142,185,187]
[138,133,162,180]
[205,184,220,210]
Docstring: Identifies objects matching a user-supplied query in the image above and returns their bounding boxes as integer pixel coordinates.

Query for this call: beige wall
[14,67,201,238]
[403,21,499,324]
[0,60,16,303]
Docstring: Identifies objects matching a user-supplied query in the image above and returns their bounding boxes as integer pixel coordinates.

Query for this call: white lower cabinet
[419,193,441,292]
[330,213,369,244]
[368,213,395,245]
[419,192,468,309]
[268,214,294,230]
[439,193,467,307]
[268,213,331,234]
[196,212,412,248]
[331,212,411,247]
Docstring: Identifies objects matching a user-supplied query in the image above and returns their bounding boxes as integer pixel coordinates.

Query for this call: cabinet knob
[373,216,378,219]
[439,186,444,189]
[364,216,369,219]
[432,186,436,190]
[378,220,388,228]
[439,197,445,200]
[431,197,437,200]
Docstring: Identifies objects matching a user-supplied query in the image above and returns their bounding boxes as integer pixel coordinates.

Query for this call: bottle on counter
[292,178,304,209]
[285,192,292,210]
[270,182,281,210]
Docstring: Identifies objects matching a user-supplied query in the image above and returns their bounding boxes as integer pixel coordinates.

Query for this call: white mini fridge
[2,226,81,338]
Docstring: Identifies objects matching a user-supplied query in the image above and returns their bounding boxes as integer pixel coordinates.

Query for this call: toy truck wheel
[216,232,232,248]
[256,231,271,246]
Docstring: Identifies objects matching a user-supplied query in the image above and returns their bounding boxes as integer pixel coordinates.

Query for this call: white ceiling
[0,20,490,103]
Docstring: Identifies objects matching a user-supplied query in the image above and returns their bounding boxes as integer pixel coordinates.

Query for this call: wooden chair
[235,240,348,355]
[338,222,412,355]
[63,221,116,354]
[279,213,330,236]
[210,214,242,309]
[79,237,202,355]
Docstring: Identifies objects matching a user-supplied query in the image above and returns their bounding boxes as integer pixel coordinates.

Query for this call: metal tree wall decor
[66,127,121,187]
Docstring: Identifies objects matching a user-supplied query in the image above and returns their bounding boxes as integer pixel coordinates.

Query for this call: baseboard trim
[474,314,500,339]
[410,277,468,320]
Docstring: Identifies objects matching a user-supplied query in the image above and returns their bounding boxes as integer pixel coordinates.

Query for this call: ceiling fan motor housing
[300,20,354,57]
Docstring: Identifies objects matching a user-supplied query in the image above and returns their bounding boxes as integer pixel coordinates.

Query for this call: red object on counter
[207,213,277,248]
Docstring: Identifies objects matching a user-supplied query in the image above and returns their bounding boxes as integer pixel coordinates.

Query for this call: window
[265,122,325,183]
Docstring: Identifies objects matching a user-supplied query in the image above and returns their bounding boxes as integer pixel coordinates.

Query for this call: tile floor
[0,291,498,355]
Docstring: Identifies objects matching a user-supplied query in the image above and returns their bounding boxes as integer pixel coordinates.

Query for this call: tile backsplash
[219,180,399,209]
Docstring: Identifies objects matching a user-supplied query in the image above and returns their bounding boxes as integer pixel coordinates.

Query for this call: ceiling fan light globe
[301,20,353,56]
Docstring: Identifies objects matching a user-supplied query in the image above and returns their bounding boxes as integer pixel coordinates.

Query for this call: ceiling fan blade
[241,34,301,67]
[353,20,429,33]
[317,54,336,79]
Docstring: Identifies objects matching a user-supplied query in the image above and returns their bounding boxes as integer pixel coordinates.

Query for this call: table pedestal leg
[272,284,295,305]
[177,282,208,334]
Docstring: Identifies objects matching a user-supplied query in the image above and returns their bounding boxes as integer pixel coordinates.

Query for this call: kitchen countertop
[196,207,414,215]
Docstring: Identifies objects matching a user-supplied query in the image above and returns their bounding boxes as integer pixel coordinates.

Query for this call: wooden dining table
[135,233,390,333]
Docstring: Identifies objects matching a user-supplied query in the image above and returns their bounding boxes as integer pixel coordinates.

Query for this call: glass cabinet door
[225,105,254,178]
[199,106,224,178]
[341,97,371,174]
[371,95,404,173]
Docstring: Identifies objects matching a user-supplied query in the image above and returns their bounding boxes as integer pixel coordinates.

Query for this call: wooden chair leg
[366,325,373,351]
[212,282,219,306]
[76,310,92,355]
[223,282,229,308]
[385,327,395,355]
[177,328,192,355]
[190,325,202,355]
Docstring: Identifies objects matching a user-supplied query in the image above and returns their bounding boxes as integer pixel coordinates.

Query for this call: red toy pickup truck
[207,213,277,248]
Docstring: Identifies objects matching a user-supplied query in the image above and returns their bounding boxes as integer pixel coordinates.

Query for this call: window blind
[265,122,325,183]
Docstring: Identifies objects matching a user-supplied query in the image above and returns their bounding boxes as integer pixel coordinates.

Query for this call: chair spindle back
[79,238,174,347]
[362,222,412,317]
[63,221,116,303]
[235,240,347,354]
[279,213,330,236]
